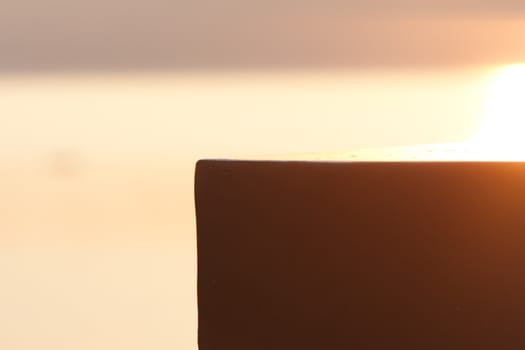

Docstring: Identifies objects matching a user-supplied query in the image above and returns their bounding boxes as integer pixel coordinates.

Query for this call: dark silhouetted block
[195,161,525,349]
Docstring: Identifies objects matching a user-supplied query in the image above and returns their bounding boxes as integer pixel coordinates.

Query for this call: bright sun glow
[471,64,525,160]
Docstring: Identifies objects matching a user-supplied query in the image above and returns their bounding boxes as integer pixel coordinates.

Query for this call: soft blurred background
[2,0,525,349]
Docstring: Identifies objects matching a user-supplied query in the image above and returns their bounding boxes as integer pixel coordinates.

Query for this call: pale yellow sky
[0,66,509,349]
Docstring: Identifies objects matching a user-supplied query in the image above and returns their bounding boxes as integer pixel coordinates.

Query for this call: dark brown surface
[195,161,525,349]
